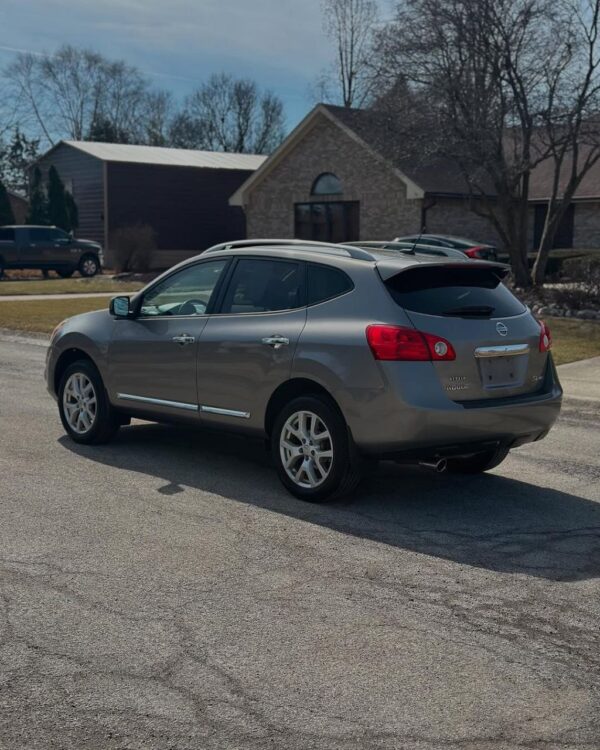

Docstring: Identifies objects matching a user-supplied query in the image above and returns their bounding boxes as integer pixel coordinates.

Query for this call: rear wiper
[443,305,495,317]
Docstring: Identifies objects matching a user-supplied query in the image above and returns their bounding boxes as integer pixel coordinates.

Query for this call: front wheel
[58,360,120,444]
[446,446,510,474]
[272,395,361,502]
[79,254,99,277]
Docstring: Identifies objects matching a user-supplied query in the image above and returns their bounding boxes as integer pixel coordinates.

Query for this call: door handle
[172,334,195,346]
[261,335,289,349]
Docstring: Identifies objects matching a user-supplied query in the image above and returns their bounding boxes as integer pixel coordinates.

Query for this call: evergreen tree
[47,166,70,230]
[65,190,79,231]
[27,166,48,224]
[0,180,15,225]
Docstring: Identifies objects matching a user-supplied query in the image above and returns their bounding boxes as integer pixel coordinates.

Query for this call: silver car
[46,241,562,502]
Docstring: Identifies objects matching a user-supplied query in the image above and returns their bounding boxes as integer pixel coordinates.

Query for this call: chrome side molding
[200,405,251,419]
[117,393,199,411]
[474,344,530,358]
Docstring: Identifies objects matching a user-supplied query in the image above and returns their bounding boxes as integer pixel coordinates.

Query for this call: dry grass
[0,297,111,333]
[0,276,143,296]
[547,317,600,365]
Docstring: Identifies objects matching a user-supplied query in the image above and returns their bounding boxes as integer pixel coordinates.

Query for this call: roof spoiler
[376,259,511,282]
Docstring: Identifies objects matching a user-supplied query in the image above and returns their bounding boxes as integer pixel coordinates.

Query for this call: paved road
[1,335,599,750]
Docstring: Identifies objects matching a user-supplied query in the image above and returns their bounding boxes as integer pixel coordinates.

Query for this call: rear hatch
[381,263,548,402]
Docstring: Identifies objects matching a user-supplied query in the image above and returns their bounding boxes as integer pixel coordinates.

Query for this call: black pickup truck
[0,225,103,278]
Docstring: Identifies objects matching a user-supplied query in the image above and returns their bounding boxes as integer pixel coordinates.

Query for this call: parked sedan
[395,234,498,261]
[46,240,561,502]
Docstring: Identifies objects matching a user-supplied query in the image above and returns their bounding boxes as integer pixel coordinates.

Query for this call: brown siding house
[34,142,266,268]
[231,104,600,251]
[7,191,28,224]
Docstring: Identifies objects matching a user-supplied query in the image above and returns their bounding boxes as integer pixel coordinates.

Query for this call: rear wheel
[79,254,99,277]
[272,395,361,502]
[58,360,120,444]
[446,446,509,474]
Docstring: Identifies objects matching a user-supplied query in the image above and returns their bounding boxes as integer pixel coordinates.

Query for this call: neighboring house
[7,190,28,224]
[231,103,599,249]
[34,142,267,268]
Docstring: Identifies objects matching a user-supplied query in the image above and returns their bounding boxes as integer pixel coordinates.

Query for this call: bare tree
[317,0,379,107]
[532,0,600,283]
[4,45,151,145]
[173,73,285,154]
[372,0,582,286]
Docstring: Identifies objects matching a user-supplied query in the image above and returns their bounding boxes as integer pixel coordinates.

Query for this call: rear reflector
[538,319,552,352]
[366,325,456,361]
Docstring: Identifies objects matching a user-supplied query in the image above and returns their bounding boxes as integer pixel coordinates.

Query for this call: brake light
[465,246,485,259]
[538,319,552,352]
[366,325,456,361]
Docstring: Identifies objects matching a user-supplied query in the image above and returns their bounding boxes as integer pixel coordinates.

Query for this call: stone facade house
[231,104,600,250]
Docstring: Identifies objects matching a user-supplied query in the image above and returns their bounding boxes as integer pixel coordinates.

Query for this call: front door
[107,258,230,418]
[196,257,307,433]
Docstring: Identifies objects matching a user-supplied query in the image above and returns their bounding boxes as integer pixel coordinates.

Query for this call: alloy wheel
[62,372,97,434]
[279,410,333,488]
[81,257,98,276]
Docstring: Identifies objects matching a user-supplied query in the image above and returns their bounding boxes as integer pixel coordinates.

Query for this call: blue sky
[0,0,345,133]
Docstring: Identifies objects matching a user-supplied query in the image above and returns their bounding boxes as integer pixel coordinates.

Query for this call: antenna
[408,225,425,255]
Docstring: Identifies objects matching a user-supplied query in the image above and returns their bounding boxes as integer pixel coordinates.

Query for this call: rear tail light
[366,325,456,361]
[538,319,552,352]
[465,246,486,259]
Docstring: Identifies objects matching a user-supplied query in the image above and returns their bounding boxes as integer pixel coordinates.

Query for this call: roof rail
[204,238,375,261]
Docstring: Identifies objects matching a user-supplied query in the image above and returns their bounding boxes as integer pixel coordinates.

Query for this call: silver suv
[46,241,562,501]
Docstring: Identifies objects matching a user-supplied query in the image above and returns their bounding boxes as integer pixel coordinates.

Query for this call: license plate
[478,356,526,388]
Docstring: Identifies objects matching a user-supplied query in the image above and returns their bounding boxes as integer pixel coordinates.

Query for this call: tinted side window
[29,228,54,242]
[221,259,303,314]
[0,228,15,241]
[307,263,353,305]
[386,267,526,318]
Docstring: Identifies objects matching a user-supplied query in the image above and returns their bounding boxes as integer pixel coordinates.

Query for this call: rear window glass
[0,228,15,241]
[385,266,526,318]
[307,263,353,305]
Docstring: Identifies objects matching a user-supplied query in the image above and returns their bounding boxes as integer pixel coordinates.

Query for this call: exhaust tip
[419,458,447,473]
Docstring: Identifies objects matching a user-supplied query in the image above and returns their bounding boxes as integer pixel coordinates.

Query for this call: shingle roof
[322,104,486,195]
[63,141,268,171]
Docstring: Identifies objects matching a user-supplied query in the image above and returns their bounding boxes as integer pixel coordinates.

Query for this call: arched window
[311,172,343,196]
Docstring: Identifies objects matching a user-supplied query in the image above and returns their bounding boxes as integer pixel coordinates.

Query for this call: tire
[446,446,510,474]
[57,269,74,279]
[58,359,120,445]
[271,395,362,502]
[79,254,99,277]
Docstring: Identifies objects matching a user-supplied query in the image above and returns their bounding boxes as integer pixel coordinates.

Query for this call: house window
[311,172,343,196]
[295,201,359,243]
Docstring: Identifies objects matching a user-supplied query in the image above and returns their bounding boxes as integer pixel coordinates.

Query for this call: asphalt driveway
[1,334,599,749]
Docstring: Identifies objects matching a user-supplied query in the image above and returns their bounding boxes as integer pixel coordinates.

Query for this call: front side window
[140,259,228,317]
[0,228,15,241]
[220,258,303,314]
[29,228,55,242]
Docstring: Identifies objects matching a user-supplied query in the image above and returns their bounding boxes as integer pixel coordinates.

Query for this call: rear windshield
[385,266,526,318]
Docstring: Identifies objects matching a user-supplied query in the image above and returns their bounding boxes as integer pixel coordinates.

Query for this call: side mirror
[110,296,131,318]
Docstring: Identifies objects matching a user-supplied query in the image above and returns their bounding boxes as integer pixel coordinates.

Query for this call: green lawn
[0,277,144,296]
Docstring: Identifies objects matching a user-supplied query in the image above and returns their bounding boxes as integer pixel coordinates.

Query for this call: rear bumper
[345,357,562,456]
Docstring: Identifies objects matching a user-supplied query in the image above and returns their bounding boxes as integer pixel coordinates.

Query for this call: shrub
[110,224,157,273]
[560,255,600,297]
